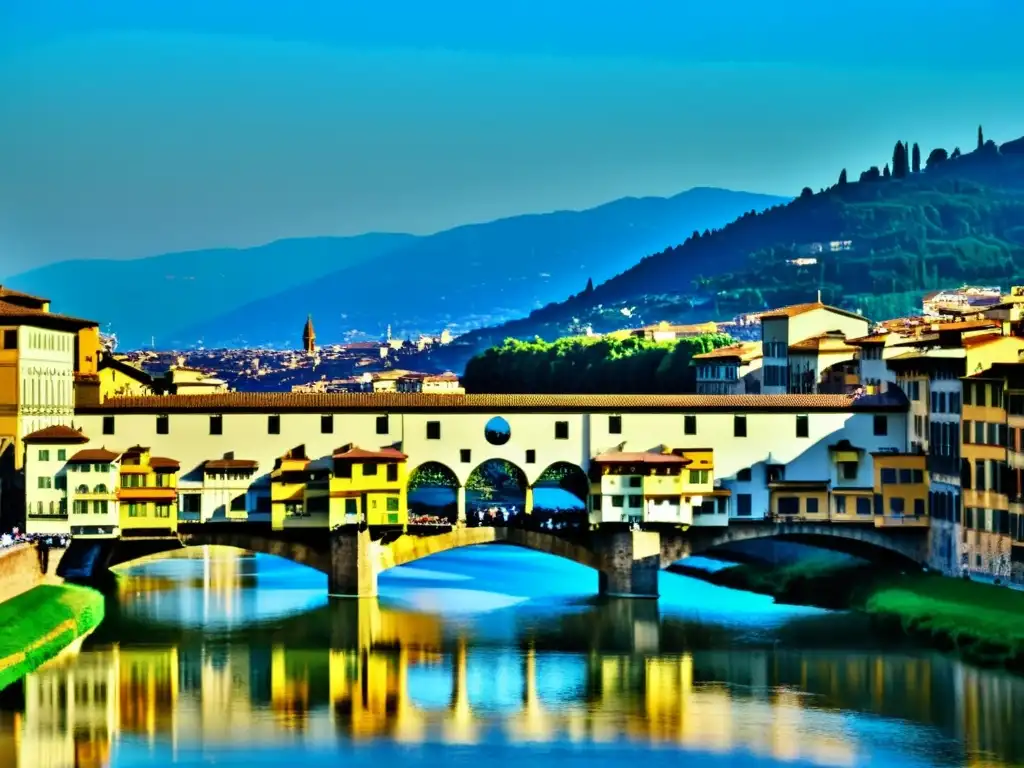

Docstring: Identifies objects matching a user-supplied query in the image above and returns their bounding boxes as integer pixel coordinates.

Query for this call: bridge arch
[407,461,461,525]
[464,458,529,525]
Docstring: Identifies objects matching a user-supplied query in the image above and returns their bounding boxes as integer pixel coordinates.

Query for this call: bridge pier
[594,529,661,599]
[329,528,377,598]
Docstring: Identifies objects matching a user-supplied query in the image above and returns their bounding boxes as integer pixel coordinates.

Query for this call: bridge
[57,518,929,598]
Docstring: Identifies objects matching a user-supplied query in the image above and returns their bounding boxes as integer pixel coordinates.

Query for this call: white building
[66,447,120,537]
[692,342,762,395]
[12,393,908,536]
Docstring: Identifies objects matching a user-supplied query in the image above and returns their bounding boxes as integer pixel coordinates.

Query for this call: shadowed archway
[531,462,589,529]
[465,459,528,527]
[407,462,461,525]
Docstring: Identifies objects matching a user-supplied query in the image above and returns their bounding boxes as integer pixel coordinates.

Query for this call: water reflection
[2,548,1024,767]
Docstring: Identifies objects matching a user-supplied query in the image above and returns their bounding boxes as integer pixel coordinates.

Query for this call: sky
[2,0,1024,275]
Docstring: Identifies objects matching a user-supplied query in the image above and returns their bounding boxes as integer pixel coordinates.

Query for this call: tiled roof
[79,392,898,413]
[789,334,859,353]
[961,332,1012,350]
[149,457,180,469]
[0,298,98,329]
[203,459,259,471]
[759,301,867,322]
[68,448,120,463]
[846,333,890,345]
[0,286,50,304]
[593,451,692,465]
[692,342,762,362]
[333,444,408,461]
[22,425,89,444]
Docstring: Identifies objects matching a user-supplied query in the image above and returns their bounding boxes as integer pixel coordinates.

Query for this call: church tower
[302,314,316,356]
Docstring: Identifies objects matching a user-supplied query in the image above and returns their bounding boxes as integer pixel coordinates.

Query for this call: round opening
[484,416,511,446]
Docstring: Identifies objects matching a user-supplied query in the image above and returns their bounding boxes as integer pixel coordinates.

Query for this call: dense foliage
[462,333,733,394]
[448,128,1024,358]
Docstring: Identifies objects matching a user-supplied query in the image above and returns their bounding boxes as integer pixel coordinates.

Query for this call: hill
[431,129,1024,371]
[132,188,784,349]
[3,234,415,346]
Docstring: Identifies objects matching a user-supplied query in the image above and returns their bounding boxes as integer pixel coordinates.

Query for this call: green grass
[0,584,105,691]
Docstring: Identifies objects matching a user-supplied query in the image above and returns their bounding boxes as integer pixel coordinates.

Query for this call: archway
[531,462,589,530]
[407,462,460,527]
[465,459,527,527]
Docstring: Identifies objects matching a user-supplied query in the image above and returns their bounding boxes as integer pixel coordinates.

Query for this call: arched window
[94,484,107,493]
[49,500,56,515]
[76,484,89,494]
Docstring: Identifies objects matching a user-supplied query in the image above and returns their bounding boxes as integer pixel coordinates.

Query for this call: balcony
[874,514,930,528]
[642,475,684,496]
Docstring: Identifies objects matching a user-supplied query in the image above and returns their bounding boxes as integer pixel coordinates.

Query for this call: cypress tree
[978,125,984,150]
[584,277,594,294]
[912,142,921,173]
[883,163,891,178]
[838,168,848,186]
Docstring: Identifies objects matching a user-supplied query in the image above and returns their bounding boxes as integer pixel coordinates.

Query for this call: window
[912,469,924,483]
[688,470,709,485]
[734,415,747,438]
[777,497,799,515]
[525,449,536,464]
[766,464,784,483]
[182,495,201,514]
[154,504,172,518]
[57,449,66,461]
[386,463,398,482]
[914,498,925,517]
[856,497,872,516]
[889,497,905,515]
[102,416,115,435]
[426,421,441,440]
[737,468,752,482]
[156,415,169,435]
[210,415,223,435]
[591,495,603,511]
[736,494,752,516]
[1,329,16,349]
[345,498,358,516]
[880,468,897,484]
[684,415,697,435]
[362,462,378,476]
[873,414,888,436]
[37,477,51,489]
[608,415,622,434]
[899,468,913,484]
[841,461,858,481]
[611,495,624,508]
[835,495,847,514]
[337,462,352,478]
[460,449,471,463]
[376,415,389,435]
[386,497,400,512]
[627,495,642,508]
[38,449,50,462]
[268,415,280,434]
[628,476,642,488]
[806,497,819,514]
[554,421,569,440]
[321,414,334,434]
[796,414,809,438]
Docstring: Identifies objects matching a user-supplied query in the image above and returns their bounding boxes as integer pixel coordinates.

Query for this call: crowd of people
[0,530,71,550]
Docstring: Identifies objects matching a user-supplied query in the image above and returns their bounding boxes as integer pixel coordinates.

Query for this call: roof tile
[22,425,89,444]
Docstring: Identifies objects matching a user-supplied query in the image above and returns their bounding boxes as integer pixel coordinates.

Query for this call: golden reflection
[6,594,1024,766]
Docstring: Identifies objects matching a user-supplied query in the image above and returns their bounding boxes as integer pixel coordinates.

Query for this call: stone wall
[0,543,64,605]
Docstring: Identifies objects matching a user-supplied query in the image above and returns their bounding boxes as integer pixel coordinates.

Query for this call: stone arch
[667,522,928,568]
[464,458,529,526]
[407,461,461,525]
[531,461,589,528]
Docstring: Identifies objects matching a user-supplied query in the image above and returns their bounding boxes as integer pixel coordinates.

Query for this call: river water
[2,546,1023,768]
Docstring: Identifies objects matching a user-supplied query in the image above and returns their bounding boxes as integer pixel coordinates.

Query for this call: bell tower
[302,314,316,356]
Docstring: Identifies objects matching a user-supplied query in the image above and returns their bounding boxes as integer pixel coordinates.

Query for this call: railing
[875,514,929,526]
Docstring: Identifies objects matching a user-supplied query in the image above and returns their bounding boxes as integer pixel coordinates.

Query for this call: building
[303,315,316,356]
[21,392,910,537]
[613,321,721,343]
[923,286,1002,318]
[155,365,229,396]
[759,300,870,395]
[397,372,465,395]
[692,342,762,395]
[75,354,156,406]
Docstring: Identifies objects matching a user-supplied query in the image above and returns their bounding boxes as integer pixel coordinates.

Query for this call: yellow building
[271,446,310,529]
[76,355,156,406]
[116,445,180,534]
[329,444,408,528]
[871,453,929,527]
[769,481,830,522]
[961,369,1012,579]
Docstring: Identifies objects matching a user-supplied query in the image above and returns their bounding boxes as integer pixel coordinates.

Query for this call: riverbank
[671,558,1024,672]
[0,584,105,691]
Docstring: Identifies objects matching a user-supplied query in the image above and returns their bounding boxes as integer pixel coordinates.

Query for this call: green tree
[883,163,891,179]
[978,125,984,150]
[800,186,813,199]
[912,142,921,173]
[926,147,948,168]
[584,277,594,294]
[838,168,848,186]
[892,141,908,178]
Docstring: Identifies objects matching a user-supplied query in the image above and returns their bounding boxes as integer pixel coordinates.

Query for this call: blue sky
[2,0,1024,273]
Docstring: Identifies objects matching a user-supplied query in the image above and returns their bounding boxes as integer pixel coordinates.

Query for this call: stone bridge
[58,520,929,599]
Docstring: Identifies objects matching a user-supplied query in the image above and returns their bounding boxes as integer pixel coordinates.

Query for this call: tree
[800,186,813,199]
[837,168,848,186]
[951,147,961,158]
[584,277,594,294]
[925,147,948,168]
[883,163,891,179]
[912,142,921,173]
[859,166,881,182]
[978,125,984,150]
[892,141,908,178]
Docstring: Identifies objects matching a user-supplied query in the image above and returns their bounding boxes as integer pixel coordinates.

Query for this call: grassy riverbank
[0,584,105,691]
[672,558,1024,672]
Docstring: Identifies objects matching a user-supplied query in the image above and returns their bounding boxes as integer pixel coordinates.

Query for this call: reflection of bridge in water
[4,599,1024,766]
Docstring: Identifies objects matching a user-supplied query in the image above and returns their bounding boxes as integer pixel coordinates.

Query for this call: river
[1,546,1023,767]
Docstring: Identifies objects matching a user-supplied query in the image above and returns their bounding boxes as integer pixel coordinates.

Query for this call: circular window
[484,416,511,446]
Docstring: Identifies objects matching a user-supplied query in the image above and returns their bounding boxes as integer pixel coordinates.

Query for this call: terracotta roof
[759,301,867,323]
[593,451,693,465]
[333,444,408,461]
[22,425,89,444]
[933,319,1001,332]
[0,286,49,304]
[68,448,120,463]
[203,459,259,471]
[961,332,1012,350]
[149,457,180,470]
[692,342,762,362]
[788,334,859,353]
[846,333,890,346]
[0,299,98,329]
[79,392,900,414]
